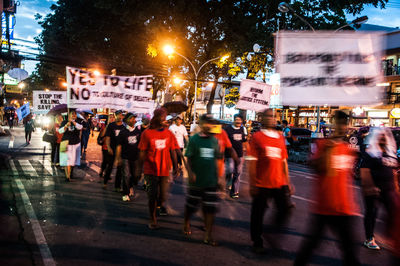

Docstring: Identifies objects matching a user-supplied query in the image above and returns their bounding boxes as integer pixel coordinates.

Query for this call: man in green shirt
[184,114,222,246]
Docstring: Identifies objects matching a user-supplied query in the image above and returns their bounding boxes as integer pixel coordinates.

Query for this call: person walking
[282,120,292,149]
[115,112,142,202]
[360,127,399,250]
[58,110,83,182]
[248,109,294,254]
[103,110,125,190]
[24,114,35,144]
[184,114,222,246]
[295,111,360,266]
[169,115,188,177]
[98,115,114,180]
[138,108,179,229]
[224,114,247,199]
[81,112,92,153]
[50,114,63,165]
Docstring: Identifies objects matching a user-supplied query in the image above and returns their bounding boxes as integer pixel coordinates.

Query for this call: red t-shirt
[214,130,232,178]
[138,128,179,177]
[249,130,288,189]
[311,139,359,216]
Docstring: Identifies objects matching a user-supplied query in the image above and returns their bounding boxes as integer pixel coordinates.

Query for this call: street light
[172,76,183,86]
[163,44,229,128]
[93,70,101,77]
[61,82,68,88]
[18,82,25,89]
[334,16,368,32]
[278,2,315,32]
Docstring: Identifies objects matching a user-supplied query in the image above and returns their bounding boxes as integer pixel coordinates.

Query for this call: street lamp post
[163,45,228,129]
[278,2,368,133]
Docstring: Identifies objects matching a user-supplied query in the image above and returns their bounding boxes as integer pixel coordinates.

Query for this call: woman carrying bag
[58,110,83,181]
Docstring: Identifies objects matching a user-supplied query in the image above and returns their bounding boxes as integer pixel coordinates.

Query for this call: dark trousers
[103,150,122,188]
[146,175,169,208]
[100,150,110,176]
[295,214,360,266]
[81,132,90,151]
[121,159,139,195]
[364,189,397,240]
[25,130,32,142]
[250,187,291,248]
[50,142,60,163]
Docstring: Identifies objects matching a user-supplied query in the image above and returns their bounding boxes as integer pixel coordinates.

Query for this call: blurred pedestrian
[58,110,83,182]
[80,112,91,153]
[282,120,292,149]
[248,109,294,254]
[138,108,179,229]
[50,114,63,165]
[115,112,142,202]
[169,115,188,177]
[224,114,247,199]
[98,115,114,180]
[184,114,222,246]
[24,114,35,144]
[295,111,360,266]
[103,110,125,190]
[360,128,399,250]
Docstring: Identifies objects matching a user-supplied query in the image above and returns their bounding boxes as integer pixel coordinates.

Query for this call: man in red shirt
[248,109,293,254]
[295,111,360,266]
[138,108,179,229]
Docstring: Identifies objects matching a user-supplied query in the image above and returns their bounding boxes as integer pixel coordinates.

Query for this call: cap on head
[115,110,124,115]
[176,115,183,120]
[166,115,173,121]
[199,114,217,124]
[125,112,137,120]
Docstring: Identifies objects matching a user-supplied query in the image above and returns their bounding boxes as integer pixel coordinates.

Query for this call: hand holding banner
[236,79,272,112]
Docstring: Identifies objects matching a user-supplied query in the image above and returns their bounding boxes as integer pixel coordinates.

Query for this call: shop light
[376,82,390,87]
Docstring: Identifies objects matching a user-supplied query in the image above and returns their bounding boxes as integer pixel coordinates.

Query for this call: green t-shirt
[185,133,219,188]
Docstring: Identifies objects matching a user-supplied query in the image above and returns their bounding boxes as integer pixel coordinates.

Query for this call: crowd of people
[42,107,399,264]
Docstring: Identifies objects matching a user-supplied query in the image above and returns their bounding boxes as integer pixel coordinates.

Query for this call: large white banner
[33,91,67,114]
[66,67,155,113]
[236,79,271,112]
[276,31,384,106]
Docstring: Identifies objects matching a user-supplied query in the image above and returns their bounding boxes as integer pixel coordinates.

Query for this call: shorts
[60,143,81,167]
[185,187,219,214]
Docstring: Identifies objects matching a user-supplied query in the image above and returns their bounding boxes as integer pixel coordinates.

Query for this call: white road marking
[19,160,38,177]
[8,135,14,148]
[10,160,56,266]
[89,163,101,174]
[40,160,54,175]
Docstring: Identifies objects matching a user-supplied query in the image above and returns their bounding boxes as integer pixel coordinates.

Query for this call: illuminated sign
[292,111,329,117]
[368,111,388,118]
[391,108,400,118]
[3,74,18,85]
[1,13,15,45]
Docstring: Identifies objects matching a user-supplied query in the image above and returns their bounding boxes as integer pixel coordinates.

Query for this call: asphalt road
[0,126,393,266]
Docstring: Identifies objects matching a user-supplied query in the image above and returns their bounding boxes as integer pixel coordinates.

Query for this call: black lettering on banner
[146,77,153,91]
[79,70,88,85]
[252,93,258,98]
[253,99,268,105]
[110,77,119,86]
[240,96,253,102]
[70,88,80,100]
[125,94,132,100]
[88,72,96,86]
[82,88,90,100]
[281,76,376,87]
[68,68,80,85]
[250,87,263,94]
[124,78,131,89]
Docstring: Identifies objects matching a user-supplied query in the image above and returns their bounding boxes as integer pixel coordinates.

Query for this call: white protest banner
[66,67,154,113]
[276,31,384,106]
[33,91,67,114]
[17,102,30,120]
[236,79,271,112]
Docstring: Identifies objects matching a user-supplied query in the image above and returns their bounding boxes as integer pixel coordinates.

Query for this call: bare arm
[115,145,122,166]
[106,136,113,155]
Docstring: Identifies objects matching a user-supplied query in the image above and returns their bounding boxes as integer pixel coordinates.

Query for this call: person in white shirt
[169,115,188,174]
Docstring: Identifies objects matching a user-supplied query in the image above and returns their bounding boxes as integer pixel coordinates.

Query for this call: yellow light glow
[376,82,390,87]
[163,44,175,56]
[18,82,25,89]
[220,55,230,62]
[173,76,182,85]
[93,70,101,76]
[61,82,68,88]
[45,88,50,92]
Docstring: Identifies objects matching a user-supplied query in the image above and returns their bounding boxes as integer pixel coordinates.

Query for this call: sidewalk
[0,156,34,265]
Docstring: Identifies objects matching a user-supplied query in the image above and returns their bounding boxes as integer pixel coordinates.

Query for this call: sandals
[183,227,192,236]
[148,223,160,230]
[203,238,218,247]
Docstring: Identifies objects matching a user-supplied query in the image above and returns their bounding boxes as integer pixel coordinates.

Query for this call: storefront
[390,108,400,126]
[368,110,390,127]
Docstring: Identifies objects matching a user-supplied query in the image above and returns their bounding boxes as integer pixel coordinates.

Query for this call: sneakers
[364,238,381,250]
[122,195,130,202]
[231,193,239,199]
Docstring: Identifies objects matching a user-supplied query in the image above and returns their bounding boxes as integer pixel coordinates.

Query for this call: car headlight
[43,117,51,127]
